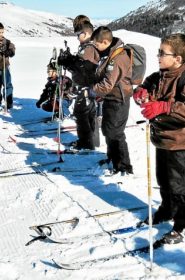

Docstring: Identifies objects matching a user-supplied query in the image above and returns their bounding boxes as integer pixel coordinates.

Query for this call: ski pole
[55,47,67,162]
[52,87,57,121]
[51,47,58,122]
[3,55,7,113]
[146,118,153,270]
[58,40,69,122]
[56,41,70,160]
[56,63,64,162]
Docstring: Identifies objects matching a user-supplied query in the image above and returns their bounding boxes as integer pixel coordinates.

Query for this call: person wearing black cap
[70,17,100,150]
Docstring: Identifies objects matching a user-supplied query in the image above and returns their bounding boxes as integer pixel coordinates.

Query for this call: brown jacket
[78,40,100,64]
[92,37,133,101]
[141,64,185,150]
[0,37,15,70]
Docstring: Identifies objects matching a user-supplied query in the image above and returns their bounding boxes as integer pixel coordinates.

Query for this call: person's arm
[1,39,15,57]
[133,71,160,102]
[82,45,99,64]
[36,84,49,108]
[92,52,131,97]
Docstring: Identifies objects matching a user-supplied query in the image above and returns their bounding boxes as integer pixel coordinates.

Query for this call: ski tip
[8,135,17,143]
[52,259,79,270]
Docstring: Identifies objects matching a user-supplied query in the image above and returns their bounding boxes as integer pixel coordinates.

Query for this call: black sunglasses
[157,49,176,57]
[75,31,84,38]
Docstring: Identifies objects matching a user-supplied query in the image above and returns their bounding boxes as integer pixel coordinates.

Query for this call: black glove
[36,100,41,108]
[0,46,14,57]
[57,52,74,68]
[0,44,6,56]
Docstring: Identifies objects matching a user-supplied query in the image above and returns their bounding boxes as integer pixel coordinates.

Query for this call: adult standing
[0,22,15,109]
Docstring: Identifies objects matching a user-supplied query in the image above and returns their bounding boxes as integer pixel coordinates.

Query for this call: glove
[0,44,6,56]
[133,87,148,104]
[57,50,73,67]
[36,101,41,108]
[141,101,171,120]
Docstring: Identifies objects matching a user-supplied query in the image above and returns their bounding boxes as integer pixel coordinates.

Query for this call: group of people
[1,16,185,244]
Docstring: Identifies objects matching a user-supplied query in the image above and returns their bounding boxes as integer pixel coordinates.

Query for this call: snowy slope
[0,30,185,279]
[0,1,73,36]
[0,2,111,37]
[108,0,185,37]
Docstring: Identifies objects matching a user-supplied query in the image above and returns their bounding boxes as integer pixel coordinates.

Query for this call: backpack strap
[109,47,128,103]
[109,47,124,61]
[109,46,133,74]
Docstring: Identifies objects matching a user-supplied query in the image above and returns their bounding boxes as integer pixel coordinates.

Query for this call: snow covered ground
[0,30,185,279]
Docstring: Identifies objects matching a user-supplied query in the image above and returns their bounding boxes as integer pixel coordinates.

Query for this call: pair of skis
[52,235,167,270]
[23,125,76,133]
[27,205,157,246]
[27,205,148,245]
[21,126,76,137]
[27,204,173,270]
[0,159,64,175]
[53,223,172,270]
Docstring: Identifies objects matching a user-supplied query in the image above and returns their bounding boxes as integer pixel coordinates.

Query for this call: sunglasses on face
[157,49,176,58]
[75,31,84,38]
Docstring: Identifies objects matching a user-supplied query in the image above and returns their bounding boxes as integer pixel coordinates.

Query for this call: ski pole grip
[136,120,146,124]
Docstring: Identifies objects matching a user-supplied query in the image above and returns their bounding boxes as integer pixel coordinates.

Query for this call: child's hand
[141,101,171,119]
[133,87,149,104]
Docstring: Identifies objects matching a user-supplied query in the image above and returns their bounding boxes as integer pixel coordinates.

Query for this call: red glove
[141,101,171,120]
[133,88,148,104]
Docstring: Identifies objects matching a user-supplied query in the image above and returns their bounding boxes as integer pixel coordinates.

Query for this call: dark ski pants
[74,94,97,150]
[101,97,132,173]
[156,148,185,231]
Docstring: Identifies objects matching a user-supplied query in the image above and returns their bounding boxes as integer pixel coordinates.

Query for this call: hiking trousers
[74,94,97,150]
[101,97,132,173]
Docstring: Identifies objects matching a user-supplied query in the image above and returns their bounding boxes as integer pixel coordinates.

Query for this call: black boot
[7,95,13,109]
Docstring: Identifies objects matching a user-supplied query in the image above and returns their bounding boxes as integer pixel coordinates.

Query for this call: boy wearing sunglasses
[71,19,100,150]
[133,33,185,244]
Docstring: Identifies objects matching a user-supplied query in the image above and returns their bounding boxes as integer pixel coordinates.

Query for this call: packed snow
[0,29,185,280]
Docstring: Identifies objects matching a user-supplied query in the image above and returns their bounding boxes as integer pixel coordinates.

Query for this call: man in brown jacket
[90,26,133,176]
[133,33,185,244]
[0,22,15,109]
